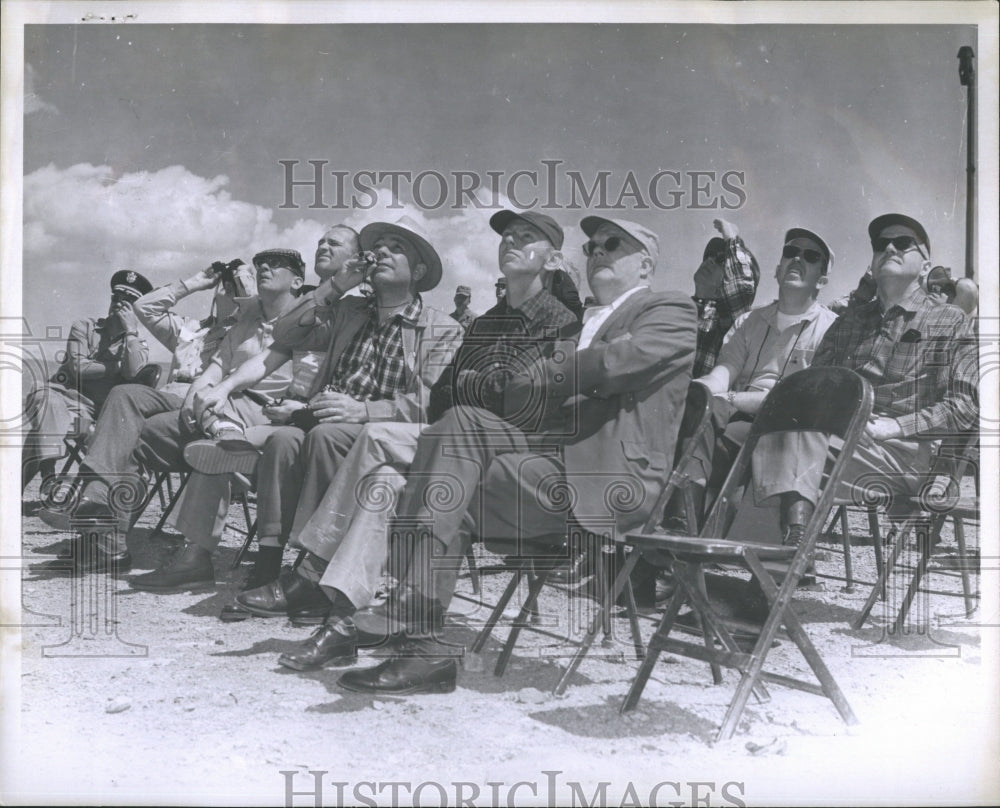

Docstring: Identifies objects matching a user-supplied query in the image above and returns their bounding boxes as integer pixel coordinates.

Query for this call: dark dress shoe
[352,585,443,643]
[130,544,215,592]
[337,642,458,695]
[278,619,358,671]
[183,438,261,476]
[236,568,330,618]
[32,546,132,577]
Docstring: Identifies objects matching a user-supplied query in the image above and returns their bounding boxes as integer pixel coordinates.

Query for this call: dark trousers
[254,423,365,542]
[395,405,568,608]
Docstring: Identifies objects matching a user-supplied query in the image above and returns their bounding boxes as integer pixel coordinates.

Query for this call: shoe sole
[129,579,216,593]
[278,652,358,672]
[37,511,73,531]
[237,602,289,618]
[337,676,457,695]
[184,441,261,476]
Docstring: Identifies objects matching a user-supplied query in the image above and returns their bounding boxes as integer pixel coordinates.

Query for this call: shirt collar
[508,287,555,324]
[582,284,648,323]
[873,284,927,317]
[366,293,423,325]
[761,298,825,325]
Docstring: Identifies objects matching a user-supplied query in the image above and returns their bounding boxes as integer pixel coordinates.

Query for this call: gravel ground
[5,478,997,807]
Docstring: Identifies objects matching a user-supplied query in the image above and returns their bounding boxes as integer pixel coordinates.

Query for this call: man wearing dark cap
[22,270,153,491]
[449,285,477,333]
[148,217,463,595]
[692,228,839,513]
[36,251,303,574]
[692,218,760,378]
[260,208,580,663]
[753,213,979,544]
[336,216,696,696]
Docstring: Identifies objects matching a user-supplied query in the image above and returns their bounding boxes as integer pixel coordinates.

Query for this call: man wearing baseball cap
[753,213,979,545]
[148,217,463,598]
[256,208,581,662]
[694,227,839,515]
[449,285,477,333]
[35,252,302,574]
[22,269,153,492]
[337,216,696,696]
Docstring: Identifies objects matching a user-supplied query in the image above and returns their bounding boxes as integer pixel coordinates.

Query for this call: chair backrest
[639,380,714,534]
[703,367,873,542]
[133,364,162,390]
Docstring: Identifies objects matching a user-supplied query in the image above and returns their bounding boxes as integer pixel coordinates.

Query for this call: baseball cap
[580,216,660,269]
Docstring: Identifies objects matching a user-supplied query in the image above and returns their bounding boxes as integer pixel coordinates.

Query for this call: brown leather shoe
[278,619,358,671]
[337,640,458,695]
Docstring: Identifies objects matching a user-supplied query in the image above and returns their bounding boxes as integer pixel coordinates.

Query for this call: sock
[297,551,327,584]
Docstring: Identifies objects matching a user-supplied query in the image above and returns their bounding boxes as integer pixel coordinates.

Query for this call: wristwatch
[727,390,736,406]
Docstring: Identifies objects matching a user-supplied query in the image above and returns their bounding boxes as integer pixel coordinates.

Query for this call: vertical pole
[958,47,976,280]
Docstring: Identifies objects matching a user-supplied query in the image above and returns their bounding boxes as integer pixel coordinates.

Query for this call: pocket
[621,440,667,471]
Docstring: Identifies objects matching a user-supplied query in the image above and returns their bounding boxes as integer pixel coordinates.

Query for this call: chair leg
[952,515,976,617]
[470,567,525,656]
[854,521,908,630]
[744,553,858,733]
[149,472,189,537]
[868,507,884,578]
[894,521,933,633]
[839,506,854,592]
[824,504,845,537]
[495,565,550,678]
[621,584,685,714]
[554,549,640,696]
[465,544,482,596]
[695,567,723,685]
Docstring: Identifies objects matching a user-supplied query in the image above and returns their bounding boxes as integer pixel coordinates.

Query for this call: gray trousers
[752,430,933,517]
[293,422,423,609]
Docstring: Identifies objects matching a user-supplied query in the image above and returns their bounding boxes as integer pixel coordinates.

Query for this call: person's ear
[411,262,427,285]
[816,274,829,290]
[639,254,654,279]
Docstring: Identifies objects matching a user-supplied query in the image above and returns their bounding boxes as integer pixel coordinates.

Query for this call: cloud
[24,63,58,116]
[21,164,590,358]
[22,163,329,351]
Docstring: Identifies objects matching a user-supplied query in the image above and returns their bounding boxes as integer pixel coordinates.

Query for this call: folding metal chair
[620,367,872,741]
[469,380,714,694]
[822,502,884,592]
[853,432,980,631]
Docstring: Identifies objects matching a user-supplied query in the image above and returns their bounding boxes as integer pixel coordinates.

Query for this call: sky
[18,20,988,362]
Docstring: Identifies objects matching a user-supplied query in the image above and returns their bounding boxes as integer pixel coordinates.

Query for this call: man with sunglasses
[336,216,696,697]
[753,213,979,545]
[692,218,760,378]
[35,252,303,574]
[690,228,839,521]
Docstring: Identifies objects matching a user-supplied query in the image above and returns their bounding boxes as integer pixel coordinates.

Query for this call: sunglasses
[582,236,623,256]
[871,235,927,256]
[781,244,824,264]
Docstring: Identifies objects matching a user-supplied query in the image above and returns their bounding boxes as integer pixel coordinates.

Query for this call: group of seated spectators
[23,207,979,697]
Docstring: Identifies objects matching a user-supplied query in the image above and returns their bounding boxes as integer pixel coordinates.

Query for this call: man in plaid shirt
[692,218,760,378]
[129,218,463,594]
[754,213,979,542]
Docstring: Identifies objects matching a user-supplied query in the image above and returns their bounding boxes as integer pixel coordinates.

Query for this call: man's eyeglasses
[582,236,623,256]
[254,259,294,272]
[781,244,824,264]
[871,235,927,257]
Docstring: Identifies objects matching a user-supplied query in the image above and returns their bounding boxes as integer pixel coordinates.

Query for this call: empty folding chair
[619,367,872,741]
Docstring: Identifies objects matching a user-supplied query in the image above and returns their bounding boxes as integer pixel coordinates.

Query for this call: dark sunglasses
[781,244,824,264]
[582,236,623,256]
[871,235,926,256]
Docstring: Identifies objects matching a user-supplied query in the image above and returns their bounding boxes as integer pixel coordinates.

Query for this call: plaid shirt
[693,235,760,377]
[813,285,978,438]
[429,287,579,422]
[328,295,423,402]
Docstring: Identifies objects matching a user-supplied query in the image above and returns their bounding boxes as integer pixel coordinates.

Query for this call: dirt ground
[5,478,998,807]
